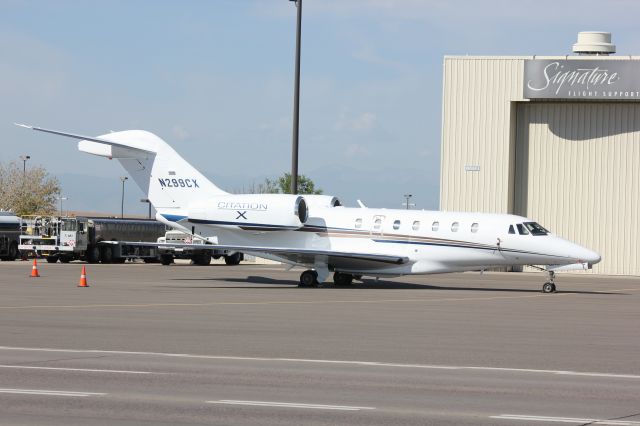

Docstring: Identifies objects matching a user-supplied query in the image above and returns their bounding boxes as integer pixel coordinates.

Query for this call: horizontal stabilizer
[15,124,155,155]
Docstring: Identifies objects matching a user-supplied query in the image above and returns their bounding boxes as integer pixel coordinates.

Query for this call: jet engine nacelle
[302,195,342,214]
[188,194,308,230]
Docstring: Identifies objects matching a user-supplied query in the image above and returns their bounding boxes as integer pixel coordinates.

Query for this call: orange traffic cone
[78,265,89,287]
[30,258,40,278]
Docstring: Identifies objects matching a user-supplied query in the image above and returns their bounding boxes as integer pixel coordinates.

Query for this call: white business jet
[17,125,601,293]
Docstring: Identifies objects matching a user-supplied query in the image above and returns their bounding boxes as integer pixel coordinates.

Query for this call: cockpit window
[516,224,529,235]
[508,225,515,234]
[524,222,549,236]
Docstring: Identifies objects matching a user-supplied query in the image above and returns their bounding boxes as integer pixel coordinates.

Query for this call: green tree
[277,173,323,195]
[250,173,323,195]
[255,178,280,194]
[0,161,61,216]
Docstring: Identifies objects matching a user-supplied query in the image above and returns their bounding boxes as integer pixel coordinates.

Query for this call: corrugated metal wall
[515,102,640,275]
[441,56,640,275]
[440,57,526,213]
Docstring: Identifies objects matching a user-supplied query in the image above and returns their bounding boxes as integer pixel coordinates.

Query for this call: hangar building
[440,32,639,275]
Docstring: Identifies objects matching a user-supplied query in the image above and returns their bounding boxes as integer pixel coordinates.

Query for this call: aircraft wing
[104,241,409,269]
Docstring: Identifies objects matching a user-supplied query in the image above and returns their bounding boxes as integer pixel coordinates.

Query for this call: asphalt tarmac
[0,261,639,425]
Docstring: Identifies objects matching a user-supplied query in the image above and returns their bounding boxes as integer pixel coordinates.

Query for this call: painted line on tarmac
[0,346,638,380]
[0,387,106,397]
[0,364,162,374]
[206,399,375,411]
[0,288,637,312]
[491,414,640,425]
[0,293,554,310]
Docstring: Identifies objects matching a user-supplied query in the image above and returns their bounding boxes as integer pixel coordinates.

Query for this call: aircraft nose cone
[588,251,602,265]
[580,248,601,265]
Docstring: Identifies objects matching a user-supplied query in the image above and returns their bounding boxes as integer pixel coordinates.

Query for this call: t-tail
[15,125,228,218]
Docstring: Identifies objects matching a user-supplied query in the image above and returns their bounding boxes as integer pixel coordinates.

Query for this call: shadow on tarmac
[168,276,626,295]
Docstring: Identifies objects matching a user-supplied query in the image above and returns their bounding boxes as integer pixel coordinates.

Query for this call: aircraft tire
[160,254,173,266]
[224,252,242,266]
[333,272,353,286]
[542,282,554,293]
[46,255,59,263]
[299,270,318,287]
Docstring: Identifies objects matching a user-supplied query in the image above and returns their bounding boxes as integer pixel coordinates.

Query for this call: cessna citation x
[17,124,601,293]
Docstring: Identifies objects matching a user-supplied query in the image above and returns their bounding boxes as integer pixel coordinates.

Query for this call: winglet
[14,123,33,129]
[356,200,367,208]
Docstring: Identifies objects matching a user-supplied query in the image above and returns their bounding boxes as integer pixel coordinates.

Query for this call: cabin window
[471,223,479,233]
[374,218,382,230]
[508,225,515,234]
[451,222,459,232]
[355,218,362,229]
[432,221,439,232]
[412,221,420,231]
[524,222,549,236]
[393,220,401,230]
[516,223,529,235]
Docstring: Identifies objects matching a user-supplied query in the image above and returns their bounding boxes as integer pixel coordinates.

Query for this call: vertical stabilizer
[77,130,228,211]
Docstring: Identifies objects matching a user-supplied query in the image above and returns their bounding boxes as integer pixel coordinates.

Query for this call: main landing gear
[298,270,359,287]
[333,272,354,286]
[299,270,319,287]
[542,270,557,293]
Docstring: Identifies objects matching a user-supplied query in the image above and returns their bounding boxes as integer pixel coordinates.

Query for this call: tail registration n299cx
[18,124,601,292]
[158,178,199,188]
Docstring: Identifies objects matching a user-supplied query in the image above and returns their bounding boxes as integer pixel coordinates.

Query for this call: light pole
[403,194,414,210]
[289,0,302,194]
[140,198,152,219]
[19,155,30,177]
[120,176,128,218]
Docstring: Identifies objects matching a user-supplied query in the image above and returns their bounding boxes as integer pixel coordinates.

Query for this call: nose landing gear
[542,271,557,293]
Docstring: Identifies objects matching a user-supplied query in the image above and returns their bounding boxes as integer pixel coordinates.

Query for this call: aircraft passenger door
[370,215,385,236]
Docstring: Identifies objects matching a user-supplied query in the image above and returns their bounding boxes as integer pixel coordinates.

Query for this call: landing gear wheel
[46,255,59,263]
[160,254,173,266]
[224,252,242,266]
[299,270,319,287]
[542,270,557,293]
[333,272,354,286]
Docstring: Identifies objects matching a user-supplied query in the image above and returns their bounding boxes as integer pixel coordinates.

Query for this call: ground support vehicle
[157,230,243,266]
[19,216,166,263]
[0,212,20,261]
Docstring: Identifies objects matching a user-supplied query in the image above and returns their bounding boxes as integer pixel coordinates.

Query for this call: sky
[1,0,639,216]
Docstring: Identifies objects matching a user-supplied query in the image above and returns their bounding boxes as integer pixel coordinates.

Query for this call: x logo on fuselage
[236,211,248,220]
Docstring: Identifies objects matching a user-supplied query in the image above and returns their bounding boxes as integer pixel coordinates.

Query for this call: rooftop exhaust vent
[572,31,615,55]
